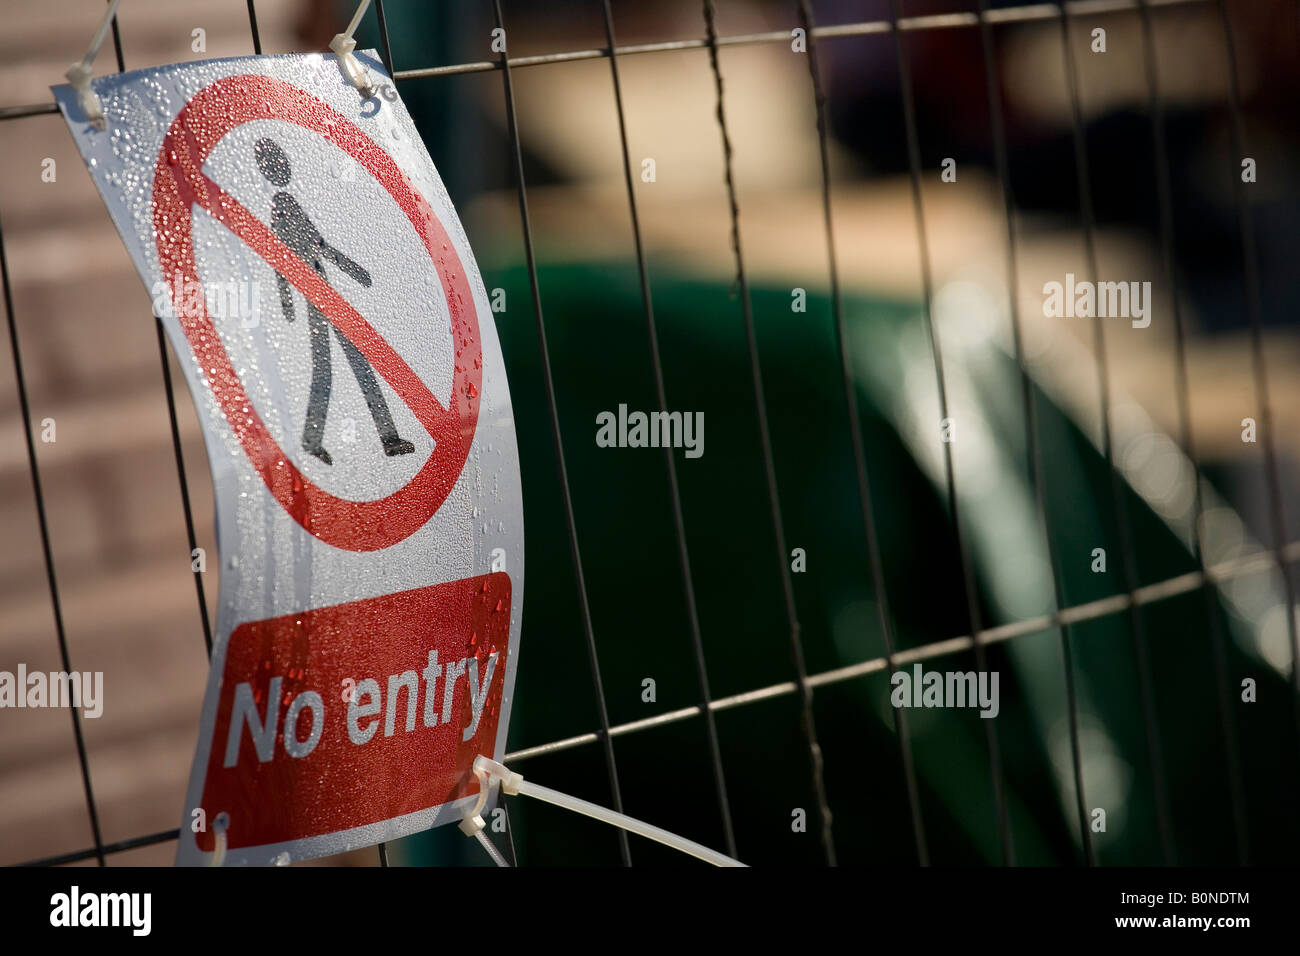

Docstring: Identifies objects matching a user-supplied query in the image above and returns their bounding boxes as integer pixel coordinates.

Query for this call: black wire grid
[1,0,1295,867]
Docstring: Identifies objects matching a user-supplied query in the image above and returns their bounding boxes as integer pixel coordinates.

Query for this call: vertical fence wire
[701,0,837,866]
[599,0,739,860]
[374,0,395,77]
[1215,0,1300,757]
[795,0,931,866]
[501,794,519,865]
[246,0,262,55]
[0,210,107,867]
[1060,1,1213,865]
[491,0,633,866]
[108,3,125,73]
[975,0,1089,868]
[1054,4,1183,863]
[1134,0,1245,863]
[888,0,1032,864]
[153,321,214,656]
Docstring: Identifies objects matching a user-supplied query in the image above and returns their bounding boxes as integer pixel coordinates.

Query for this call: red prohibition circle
[152,74,482,553]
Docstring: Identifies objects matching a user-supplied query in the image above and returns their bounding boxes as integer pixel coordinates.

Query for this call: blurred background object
[1,0,1297,867]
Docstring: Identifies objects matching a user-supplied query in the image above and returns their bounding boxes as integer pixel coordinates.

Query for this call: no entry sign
[55,53,524,865]
[154,73,483,552]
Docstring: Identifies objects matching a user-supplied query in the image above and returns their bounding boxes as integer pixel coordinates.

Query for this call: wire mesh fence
[1,0,1296,867]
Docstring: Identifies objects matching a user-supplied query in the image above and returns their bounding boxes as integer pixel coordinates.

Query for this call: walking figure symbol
[255,137,416,466]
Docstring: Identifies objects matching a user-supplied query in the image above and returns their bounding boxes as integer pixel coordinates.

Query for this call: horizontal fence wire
[507,541,1300,763]
[18,536,1298,867]
[0,0,1214,119]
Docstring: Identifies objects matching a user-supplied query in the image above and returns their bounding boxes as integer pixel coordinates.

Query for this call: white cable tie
[330,0,376,98]
[458,756,513,866]
[65,0,123,129]
[209,811,229,868]
[458,754,520,837]
[474,755,524,796]
[458,812,487,837]
[473,828,511,867]
[469,754,746,867]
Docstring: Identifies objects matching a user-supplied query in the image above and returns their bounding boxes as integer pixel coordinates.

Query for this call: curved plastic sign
[54,52,524,866]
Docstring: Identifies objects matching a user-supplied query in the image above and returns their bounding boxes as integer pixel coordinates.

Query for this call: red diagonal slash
[152,74,483,552]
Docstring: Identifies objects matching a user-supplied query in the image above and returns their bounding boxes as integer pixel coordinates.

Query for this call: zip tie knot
[64,0,123,128]
[330,1,376,98]
[458,755,521,837]
[65,61,105,129]
[329,33,375,98]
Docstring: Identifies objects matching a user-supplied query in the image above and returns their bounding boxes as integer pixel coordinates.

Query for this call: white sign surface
[54,52,524,866]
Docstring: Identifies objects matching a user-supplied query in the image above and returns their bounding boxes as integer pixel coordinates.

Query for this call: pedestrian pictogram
[255,136,415,465]
[55,50,524,866]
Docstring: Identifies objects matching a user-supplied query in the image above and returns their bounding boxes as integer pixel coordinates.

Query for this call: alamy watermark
[891,664,999,718]
[596,404,704,459]
[151,274,261,328]
[1043,273,1151,328]
[50,886,150,936]
[0,666,103,718]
